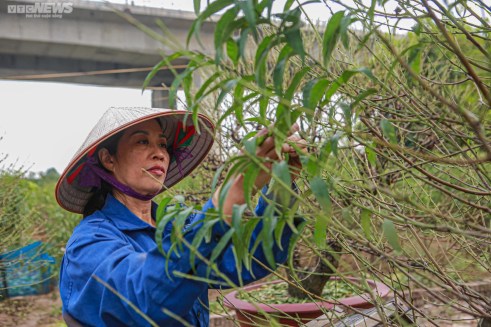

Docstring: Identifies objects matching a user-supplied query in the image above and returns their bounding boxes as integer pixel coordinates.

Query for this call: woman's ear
[98,148,115,171]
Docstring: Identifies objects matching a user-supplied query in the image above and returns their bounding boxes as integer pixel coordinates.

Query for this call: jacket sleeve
[60,201,229,327]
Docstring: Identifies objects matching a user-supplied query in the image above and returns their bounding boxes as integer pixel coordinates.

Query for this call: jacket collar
[100,194,157,231]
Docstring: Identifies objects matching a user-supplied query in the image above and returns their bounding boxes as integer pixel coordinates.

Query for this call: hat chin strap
[79,156,157,201]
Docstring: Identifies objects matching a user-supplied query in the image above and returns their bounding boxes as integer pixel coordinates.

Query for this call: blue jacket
[59,191,298,326]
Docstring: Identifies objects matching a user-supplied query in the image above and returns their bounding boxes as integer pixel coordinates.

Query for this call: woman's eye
[138,140,149,145]
[160,143,167,149]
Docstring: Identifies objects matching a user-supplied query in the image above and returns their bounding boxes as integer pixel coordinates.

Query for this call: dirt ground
[0,288,482,327]
[0,290,64,327]
[417,302,479,327]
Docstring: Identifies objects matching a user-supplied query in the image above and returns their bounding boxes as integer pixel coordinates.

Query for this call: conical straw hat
[55,107,215,214]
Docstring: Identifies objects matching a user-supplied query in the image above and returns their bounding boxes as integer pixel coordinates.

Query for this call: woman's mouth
[147,166,166,176]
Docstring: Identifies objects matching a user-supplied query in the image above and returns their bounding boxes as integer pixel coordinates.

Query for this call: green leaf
[155,211,174,256]
[232,204,247,236]
[412,22,422,36]
[318,141,331,168]
[242,130,260,141]
[259,95,268,120]
[380,118,398,144]
[287,219,307,281]
[274,219,286,251]
[239,0,257,39]
[275,103,292,134]
[168,62,200,110]
[238,28,250,60]
[142,52,183,92]
[232,82,245,126]
[387,43,420,82]
[156,197,173,222]
[168,74,184,109]
[216,105,236,127]
[174,194,185,204]
[351,88,377,110]
[194,72,221,101]
[257,0,273,18]
[226,38,240,65]
[210,227,235,263]
[190,218,218,267]
[282,8,305,59]
[339,14,354,49]
[214,7,239,63]
[302,78,330,111]
[260,205,277,268]
[273,45,293,95]
[218,180,234,215]
[272,161,292,207]
[255,59,268,88]
[187,0,234,47]
[304,154,320,177]
[211,164,226,194]
[322,11,345,67]
[230,247,244,286]
[243,218,260,271]
[254,35,278,88]
[366,143,377,166]
[283,0,295,11]
[314,213,329,249]
[243,165,260,210]
[383,219,402,252]
[324,68,375,104]
[176,206,194,232]
[215,79,238,112]
[220,157,250,194]
[193,0,200,14]
[142,59,167,92]
[310,177,332,214]
[360,208,372,240]
[340,102,352,132]
[285,67,311,101]
[182,66,194,109]
[331,133,341,157]
[408,44,422,75]
[243,139,257,156]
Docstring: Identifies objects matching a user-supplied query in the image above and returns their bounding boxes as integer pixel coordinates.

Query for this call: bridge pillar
[151,90,169,108]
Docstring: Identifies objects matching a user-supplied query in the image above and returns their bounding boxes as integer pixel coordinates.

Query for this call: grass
[236,279,357,305]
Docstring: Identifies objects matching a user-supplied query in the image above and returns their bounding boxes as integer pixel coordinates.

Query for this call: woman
[56,107,306,327]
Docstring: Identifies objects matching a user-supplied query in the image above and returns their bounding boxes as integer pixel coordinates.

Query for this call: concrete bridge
[0,0,216,107]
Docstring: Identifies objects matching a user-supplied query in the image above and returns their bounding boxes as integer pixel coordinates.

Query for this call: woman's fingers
[256,135,275,156]
[254,123,308,161]
[280,135,307,156]
[287,123,300,136]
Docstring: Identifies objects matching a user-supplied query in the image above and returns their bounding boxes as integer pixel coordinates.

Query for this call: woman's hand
[252,123,307,190]
[213,123,307,222]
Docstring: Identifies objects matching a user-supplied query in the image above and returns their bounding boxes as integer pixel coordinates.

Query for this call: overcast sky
[0,81,153,174]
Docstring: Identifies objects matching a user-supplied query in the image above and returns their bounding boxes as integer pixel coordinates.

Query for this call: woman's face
[101,119,170,196]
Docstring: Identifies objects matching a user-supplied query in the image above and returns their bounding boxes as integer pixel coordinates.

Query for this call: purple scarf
[77,147,194,200]
[78,156,156,201]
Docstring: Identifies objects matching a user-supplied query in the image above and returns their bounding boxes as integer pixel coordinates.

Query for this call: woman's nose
[152,144,167,161]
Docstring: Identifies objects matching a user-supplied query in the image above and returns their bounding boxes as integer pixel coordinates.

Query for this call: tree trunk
[287,240,342,299]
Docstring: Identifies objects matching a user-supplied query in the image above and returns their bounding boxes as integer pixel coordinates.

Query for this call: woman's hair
[82,132,122,217]
[82,118,165,217]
